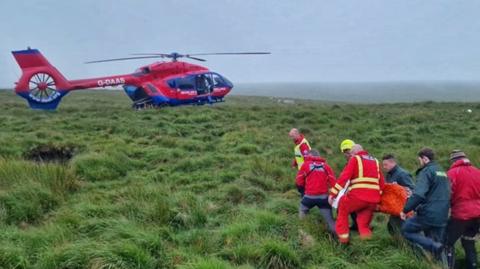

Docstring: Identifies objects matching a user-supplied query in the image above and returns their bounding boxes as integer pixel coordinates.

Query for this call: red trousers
[336,194,377,243]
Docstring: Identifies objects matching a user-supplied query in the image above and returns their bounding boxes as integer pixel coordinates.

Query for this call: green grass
[0,89,479,268]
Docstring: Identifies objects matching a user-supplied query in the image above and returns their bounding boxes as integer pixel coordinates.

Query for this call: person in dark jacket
[296,149,337,233]
[382,154,415,235]
[382,154,415,190]
[445,150,480,269]
[400,148,450,263]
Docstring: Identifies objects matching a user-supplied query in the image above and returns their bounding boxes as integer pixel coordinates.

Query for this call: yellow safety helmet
[340,139,355,152]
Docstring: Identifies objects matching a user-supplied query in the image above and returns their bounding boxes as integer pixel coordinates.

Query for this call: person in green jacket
[400,148,451,263]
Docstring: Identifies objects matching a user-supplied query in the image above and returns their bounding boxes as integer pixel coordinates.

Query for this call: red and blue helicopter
[11,48,269,110]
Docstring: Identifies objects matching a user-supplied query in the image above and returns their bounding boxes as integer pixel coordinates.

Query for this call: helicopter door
[195,74,213,96]
[172,76,196,101]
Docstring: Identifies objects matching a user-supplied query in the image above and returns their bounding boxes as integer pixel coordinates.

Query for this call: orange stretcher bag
[378,183,410,216]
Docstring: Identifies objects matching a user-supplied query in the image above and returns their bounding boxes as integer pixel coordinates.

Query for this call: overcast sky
[1,0,479,87]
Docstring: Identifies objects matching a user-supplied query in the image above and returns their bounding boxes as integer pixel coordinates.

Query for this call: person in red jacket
[329,144,385,244]
[289,128,311,170]
[445,150,480,269]
[296,149,337,233]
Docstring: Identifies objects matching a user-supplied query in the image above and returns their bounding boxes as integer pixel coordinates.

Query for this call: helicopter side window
[167,79,176,88]
[167,76,195,91]
[176,76,195,91]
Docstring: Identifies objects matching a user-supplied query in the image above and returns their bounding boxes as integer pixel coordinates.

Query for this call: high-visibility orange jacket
[330,150,385,204]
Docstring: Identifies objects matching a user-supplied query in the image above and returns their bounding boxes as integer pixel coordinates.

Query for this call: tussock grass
[0,159,79,225]
[72,150,135,182]
[179,257,235,269]
[38,240,158,269]
[259,240,300,269]
[0,90,478,268]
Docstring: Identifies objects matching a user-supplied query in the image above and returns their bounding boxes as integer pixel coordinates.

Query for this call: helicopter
[11,48,270,110]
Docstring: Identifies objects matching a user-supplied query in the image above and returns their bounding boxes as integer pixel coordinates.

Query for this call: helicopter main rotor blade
[130,53,173,57]
[85,55,165,64]
[130,52,271,57]
[85,52,270,64]
[187,52,271,56]
[186,56,207,62]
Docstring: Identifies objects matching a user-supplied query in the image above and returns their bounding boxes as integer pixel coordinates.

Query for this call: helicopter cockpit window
[211,73,233,88]
[211,73,226,88]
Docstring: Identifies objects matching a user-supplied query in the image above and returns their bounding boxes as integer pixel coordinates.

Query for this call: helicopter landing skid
[132,98,156,110]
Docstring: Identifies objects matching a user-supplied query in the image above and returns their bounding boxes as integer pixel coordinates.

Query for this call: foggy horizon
[1,0,480,89]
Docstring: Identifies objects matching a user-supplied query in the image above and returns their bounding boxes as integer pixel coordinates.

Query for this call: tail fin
[12,48,71,110]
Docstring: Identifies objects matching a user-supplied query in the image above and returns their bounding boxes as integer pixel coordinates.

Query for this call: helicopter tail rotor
[12,48,71,110]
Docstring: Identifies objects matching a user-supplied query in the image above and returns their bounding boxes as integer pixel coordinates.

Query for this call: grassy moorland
[0,89,479,269]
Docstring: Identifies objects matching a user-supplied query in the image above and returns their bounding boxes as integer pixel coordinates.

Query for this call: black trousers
[350,212,358,230]
[445,218,480,269]
[387,215,403,236]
